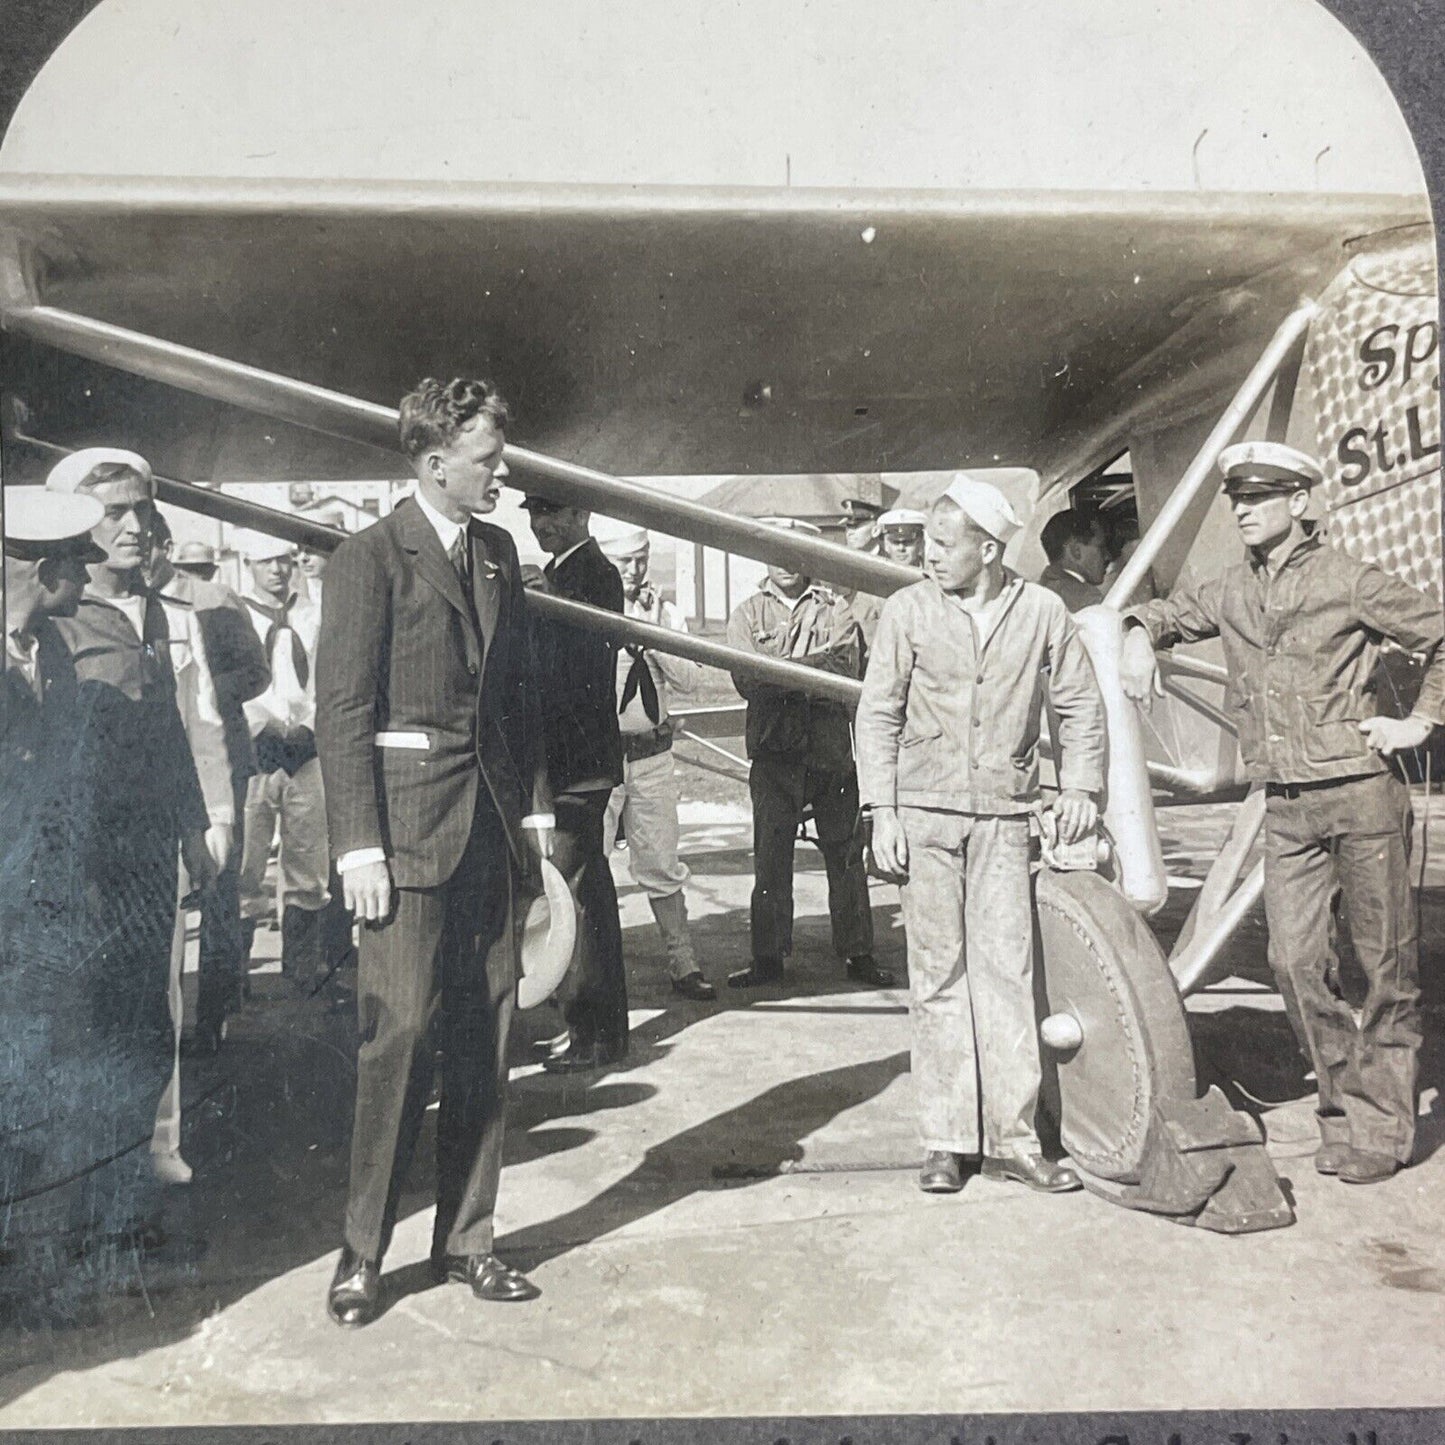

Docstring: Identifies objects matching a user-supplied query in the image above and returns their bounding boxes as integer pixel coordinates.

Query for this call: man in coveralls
[856,475,1105,1195]
[1121,441,1444,1184]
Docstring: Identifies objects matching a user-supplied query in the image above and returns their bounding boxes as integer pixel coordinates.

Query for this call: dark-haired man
[316,378,551,1326]
[1038,508,1110,611]
[520,496,627,1071]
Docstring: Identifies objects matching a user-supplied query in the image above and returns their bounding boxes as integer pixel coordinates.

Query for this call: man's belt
[622,721,674,764]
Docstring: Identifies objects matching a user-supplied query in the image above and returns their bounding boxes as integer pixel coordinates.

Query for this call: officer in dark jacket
[1122,441,1444,1186]
[724,518,888,991]
[522,496,627,1072]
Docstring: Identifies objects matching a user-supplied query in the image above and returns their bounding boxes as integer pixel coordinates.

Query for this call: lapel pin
[482,561,499,580]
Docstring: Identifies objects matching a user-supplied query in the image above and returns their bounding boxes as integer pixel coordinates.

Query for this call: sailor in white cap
[33,450,219,1250]
[2,488,105,747]
[1121,440,1444,1185]
[0,488,109,1246]
[855,472,1106,1196]
[594,521,714,1000]
[876,508,927,569]
[232,527,335,988]
[724,516,891,991]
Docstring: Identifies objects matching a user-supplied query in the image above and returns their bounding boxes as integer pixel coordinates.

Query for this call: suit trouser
[196,776,248,1034]
[897,807,1041,1159]
[239,758,331,919]
[1263,770,1420,1163]
[554,787,628,1050]
[748,754,874,965]
[344,803,516,1263]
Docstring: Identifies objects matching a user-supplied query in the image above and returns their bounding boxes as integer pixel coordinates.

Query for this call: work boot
[1338,1148,1400,1185]
[650,892,714,998]
[1313,1142,1353,1176]
[846,954,895,987]
[728,958,784,989]
[981,1153,1082,1194]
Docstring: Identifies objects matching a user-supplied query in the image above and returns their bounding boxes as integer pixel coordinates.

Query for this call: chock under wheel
[1034,868,1295,1233]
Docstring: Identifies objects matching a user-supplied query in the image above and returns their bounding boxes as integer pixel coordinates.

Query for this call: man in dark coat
[1,488,106,1251]
[315,378,552,1327]
[520,495,627,1073]
[37,450,216,1251]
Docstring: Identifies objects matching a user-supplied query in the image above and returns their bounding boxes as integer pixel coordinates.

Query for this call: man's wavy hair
[398,377,511,461]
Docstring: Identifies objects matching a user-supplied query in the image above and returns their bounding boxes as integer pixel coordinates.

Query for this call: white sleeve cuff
[337,847,387,872]
[521,813,556,829]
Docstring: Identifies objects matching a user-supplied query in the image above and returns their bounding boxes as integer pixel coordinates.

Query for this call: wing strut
[0,303,914,599]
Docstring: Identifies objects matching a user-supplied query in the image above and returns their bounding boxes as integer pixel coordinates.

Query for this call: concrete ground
[1,796,1443,1424]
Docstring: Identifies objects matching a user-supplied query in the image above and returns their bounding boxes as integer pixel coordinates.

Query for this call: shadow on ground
[0,892,906,1402]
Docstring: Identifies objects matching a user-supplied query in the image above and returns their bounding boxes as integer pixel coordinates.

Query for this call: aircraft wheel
[1034,869,1196,1184]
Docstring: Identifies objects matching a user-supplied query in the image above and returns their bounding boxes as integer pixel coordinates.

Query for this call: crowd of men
[1,377,1441,1324]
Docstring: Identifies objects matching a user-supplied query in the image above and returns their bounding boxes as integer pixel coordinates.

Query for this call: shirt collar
[546,537,591,572]
[413,488,467,553]
[6,629,37,666]
[762,577,826,608]
[1248,530,1323,575]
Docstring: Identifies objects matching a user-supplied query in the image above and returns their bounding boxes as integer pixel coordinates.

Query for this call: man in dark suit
[315,378,552,1327]
[520,496,627,1073]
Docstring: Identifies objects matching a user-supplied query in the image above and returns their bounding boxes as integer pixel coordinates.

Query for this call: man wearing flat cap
[595,521,714,1001]
[856,474,1105,1196]
[726,517,889,991]
[520,494,628,1070]
[1121,440,1444,1185]
[35,450,217,1250]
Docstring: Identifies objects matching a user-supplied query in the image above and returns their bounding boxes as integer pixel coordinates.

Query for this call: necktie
[620,646,662,724]
[450,532,477,618]
[261,596,309,689]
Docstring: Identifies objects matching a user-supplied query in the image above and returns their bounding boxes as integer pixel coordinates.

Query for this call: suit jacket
[155,568,269,781]
[315,499,544,890]
[534,539,625,793]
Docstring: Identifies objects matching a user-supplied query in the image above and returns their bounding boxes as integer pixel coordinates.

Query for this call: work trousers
[239,757,330,921]
[555,787,629,1051]
[748,753,873,965]
[196,776,248,1035]
[1263,770,1420,1163]
[604,746,691,899]
[344,804,516,1263]
[897,807,1040,1159]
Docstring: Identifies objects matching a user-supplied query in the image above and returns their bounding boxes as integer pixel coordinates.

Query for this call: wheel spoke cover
[1035,869,1196,1183]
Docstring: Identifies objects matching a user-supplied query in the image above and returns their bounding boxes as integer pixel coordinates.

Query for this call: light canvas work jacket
[855,574,1105,814]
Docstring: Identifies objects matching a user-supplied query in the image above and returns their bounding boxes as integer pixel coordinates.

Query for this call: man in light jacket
[855,475,1106,1196]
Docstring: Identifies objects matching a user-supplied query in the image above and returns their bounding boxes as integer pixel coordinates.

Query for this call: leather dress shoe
[1314,1142,1353,1176]
[543,1039,624,1074]
[728,960,784,989]
[1338,1148,1399,1185]
[434,1252,540,1302]
[981,1153,1082,1194]
[671,971,717,1001]
[846,955,895,987]
[327,1245,380,1327]
[919,1150,964,1194]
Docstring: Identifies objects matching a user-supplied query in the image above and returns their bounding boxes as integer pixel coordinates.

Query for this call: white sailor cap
[759,516,823,537]
[3,487,107,562]
[233,528,295,562]
[593,520,651,557]
[45,447,155,496]
[940,473,1022,545]
[877,508,927,530]
[1218,441,1323,496]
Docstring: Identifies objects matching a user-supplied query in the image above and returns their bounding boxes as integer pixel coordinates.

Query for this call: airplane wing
[0,177,1427,491]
